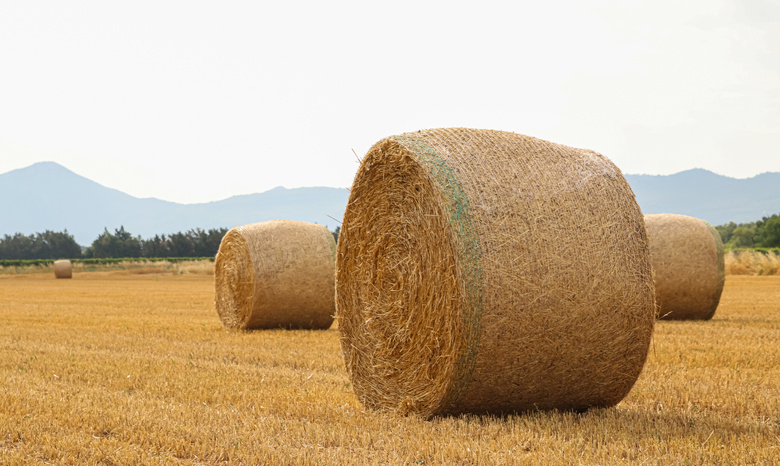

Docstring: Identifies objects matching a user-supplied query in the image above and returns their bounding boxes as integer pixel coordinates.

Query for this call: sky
[1,0,778,204]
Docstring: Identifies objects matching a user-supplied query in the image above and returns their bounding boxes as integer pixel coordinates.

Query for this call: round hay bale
[215,220,336,330]
[53,260,72,279]
[336,128,656,417]
[644,213,725,320]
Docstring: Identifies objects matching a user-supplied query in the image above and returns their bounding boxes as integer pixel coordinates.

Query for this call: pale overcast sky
[1,0,778,204]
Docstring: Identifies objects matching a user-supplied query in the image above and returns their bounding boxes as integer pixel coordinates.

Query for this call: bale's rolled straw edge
[214,230,254,328]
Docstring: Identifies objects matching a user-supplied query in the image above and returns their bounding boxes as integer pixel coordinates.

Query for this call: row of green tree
[0,230,83,260]
[714,213,780,248]
[86,226,230,258]
[0,225,342,260]
[0,227,229,260]
[2,214,774,260]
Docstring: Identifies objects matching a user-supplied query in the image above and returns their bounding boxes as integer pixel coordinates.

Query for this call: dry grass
[0,259,214,277]
[0,272,778,464]
[725,250,780,276]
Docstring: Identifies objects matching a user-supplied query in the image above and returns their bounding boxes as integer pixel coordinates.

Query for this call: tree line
[0,230,83,260]
[714,213,780,249]
[85,226,230,258]
[0,227,230,260]
[0,225,342,260]
[2,214,774,260]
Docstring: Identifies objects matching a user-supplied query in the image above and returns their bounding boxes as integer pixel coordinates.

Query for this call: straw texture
[336,128,656,417]
[215,220,336,330]
[645,214,725,320]
[53,260,72,279]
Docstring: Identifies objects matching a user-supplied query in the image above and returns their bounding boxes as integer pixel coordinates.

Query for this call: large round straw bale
[215,220,336,330]
[336,128,656,417]
[53,260,72,279]
[644,213,725,320]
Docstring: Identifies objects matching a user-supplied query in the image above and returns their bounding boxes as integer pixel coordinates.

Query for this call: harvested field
[0,272,778,464]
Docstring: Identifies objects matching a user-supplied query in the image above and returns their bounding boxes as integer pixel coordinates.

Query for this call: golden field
[1,269,778,464]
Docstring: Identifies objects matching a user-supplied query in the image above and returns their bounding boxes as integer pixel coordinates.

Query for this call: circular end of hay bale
[337,128,655,417]
[337,138,474,416]
[214,229,255,328]
[645,214,725,320]
[53,260,72,279]
[215,220,336,330]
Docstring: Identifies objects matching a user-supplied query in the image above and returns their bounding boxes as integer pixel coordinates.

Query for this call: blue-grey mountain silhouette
[1,162,778,245]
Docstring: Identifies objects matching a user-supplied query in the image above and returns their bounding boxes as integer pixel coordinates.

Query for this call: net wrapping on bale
[336,128,656,417]
[215,220,336,330]
[645,213,725,320]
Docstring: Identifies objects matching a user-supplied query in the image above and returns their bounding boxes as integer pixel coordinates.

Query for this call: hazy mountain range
[0,162,349,245]
[625,169,780,227]
[1,162,778,246]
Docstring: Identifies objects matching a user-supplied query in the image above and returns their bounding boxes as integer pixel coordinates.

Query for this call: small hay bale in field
[53,260,72,279]
[214,220,336,330]
[644,213,725,320]
[336,128,656,417]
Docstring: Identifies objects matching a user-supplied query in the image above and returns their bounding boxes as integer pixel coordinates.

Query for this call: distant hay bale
[336,128,656,417]
[214,220,336,330]
[53,260,72,279]
[645,214,725,320]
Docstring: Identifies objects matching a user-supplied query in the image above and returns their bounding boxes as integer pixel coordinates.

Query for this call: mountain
[0,162,349,245]
[1,163,778,246]
[624,169,780,226]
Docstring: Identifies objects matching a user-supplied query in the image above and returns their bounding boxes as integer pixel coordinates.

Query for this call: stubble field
[0,269,778,464]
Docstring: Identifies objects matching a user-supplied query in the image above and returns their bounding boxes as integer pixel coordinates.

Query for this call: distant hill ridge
[624,168,780,226]
[0,162,349,245]
[1,162,778,245]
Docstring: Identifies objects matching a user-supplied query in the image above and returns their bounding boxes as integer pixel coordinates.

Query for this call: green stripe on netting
[393,135,484,413]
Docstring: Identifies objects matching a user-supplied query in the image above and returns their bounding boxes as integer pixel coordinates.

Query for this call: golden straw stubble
[336,128,656,417]
[214,220,336,330]
[645,213,725,320]
[53,259,72,279]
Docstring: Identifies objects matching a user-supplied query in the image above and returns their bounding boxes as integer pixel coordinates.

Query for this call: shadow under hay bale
[645,213,725,320]
[215,220,336,330]
[53,260,72,279]
[336,128,656,417]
